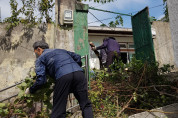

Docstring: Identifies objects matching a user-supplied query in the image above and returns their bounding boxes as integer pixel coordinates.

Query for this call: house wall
[0,2,89,102]
[0,23,54,101]
[152,21,176,68]
[0,23,76,101]
[167,0,178,68]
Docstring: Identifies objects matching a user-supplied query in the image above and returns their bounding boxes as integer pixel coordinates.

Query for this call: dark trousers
[106,51,120,69]
[51,71,93,118]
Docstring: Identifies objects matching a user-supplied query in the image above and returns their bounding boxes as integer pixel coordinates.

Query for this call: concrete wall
[167,0,178,68]
[129,103,178,118]
[0,1,87,102]
[55,0,75,52]
[0,23,76,101]
[55,28,75,51]
[152,21,176,67]
[0,23,54,100]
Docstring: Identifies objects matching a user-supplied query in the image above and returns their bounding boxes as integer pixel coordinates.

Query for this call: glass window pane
[129,44,135,48]
[120,43,127,48]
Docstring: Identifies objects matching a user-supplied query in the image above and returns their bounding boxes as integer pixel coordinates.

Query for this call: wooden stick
[116,64,146,117]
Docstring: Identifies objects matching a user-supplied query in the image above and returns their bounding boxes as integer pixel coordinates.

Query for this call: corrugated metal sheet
[131,7,155,62]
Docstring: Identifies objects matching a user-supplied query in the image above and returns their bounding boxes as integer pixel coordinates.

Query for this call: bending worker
[92,37,120,69]
[25,41,93,118]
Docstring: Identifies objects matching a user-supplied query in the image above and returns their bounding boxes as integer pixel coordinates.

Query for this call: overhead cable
[88,4,164,25]
[89,7,132,16]
[89,11,114,30]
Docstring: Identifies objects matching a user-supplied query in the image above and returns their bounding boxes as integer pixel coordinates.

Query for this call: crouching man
[25,41,93,118]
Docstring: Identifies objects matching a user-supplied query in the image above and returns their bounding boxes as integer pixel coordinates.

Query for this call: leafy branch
[162,0,169,22]
[0,70,54,117]
[100,15,123,27]
[3,0,55,31]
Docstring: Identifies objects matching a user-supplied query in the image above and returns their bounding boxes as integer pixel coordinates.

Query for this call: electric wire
[89,11,114,30]
[89,7,132,16]
[88,17,115,24]
[128,4,164,15]
[88,3,164,25]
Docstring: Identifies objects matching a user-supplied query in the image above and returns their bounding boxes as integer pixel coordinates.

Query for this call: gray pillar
[0,7,1,22]
[55,0,59,25]
[167,0,178,68]
[54,0,75,51]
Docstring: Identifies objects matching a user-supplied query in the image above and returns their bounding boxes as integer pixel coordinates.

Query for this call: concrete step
[129,103,178,118]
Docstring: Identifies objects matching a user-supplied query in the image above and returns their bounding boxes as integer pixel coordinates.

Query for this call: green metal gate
[74,3,89,56]
[73,3,90,87]
[131,7,155,62]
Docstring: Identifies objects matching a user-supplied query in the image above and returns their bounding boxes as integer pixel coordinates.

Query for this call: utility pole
[54,0,75,51]
[167,0,178,69]
[55,0,59,25]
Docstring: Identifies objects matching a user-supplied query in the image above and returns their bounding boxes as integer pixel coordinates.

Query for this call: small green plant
[89,76,118,117]
[159,64,174,74]
[0,70,54,117]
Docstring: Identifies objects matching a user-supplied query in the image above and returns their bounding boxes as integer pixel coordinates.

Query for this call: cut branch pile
[89,60,178,117]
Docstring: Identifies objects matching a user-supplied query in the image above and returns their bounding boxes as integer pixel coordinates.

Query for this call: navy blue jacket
[96,38,120,53]
[29,49,83,93]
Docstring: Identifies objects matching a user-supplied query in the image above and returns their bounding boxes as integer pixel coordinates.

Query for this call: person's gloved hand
[25,88,30,94]
[91,46,96,51]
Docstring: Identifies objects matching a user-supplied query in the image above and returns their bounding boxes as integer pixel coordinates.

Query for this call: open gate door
[131,7,155,62]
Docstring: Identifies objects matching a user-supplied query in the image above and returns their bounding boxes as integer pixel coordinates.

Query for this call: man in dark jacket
[92,37,120,69]
[100,49,107,68]
[25,41,93,118]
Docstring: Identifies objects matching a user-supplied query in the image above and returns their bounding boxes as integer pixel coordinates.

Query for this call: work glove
[91,46,96,51]
[125,68,128,71]
[25,88,30,94]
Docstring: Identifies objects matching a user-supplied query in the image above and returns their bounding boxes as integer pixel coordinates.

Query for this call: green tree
[4,0,22,29]
[149,16,157,24]
[108,15,123,27]
[4,0,55,30]
[38,0,55,23]
[100,15,124,28]
[100,23,107,26]
[162,0,169,22]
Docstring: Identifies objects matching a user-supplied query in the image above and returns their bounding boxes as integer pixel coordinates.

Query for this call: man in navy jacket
[25,41,93,118]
